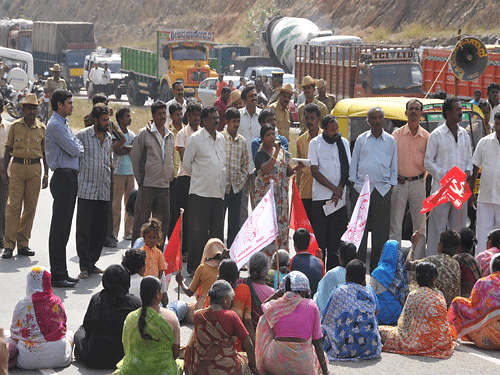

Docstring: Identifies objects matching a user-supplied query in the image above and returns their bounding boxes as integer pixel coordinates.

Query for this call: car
[196,75,241,108]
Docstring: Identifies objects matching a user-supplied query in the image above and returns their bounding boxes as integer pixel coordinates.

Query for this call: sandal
[78,270,89,279]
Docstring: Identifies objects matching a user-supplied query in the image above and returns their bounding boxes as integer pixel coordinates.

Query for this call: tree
[245,0,278,50]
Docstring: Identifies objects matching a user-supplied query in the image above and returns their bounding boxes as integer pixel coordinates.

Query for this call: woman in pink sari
[476,229,500,277]
[7,267,73,369]
[448,254,500,349]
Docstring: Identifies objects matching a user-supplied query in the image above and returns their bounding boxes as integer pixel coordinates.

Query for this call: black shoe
[1,248,13,258]
[18,247,35,256]
[0,237,4,249]
[52,279,77,288]
[66,276,80,283]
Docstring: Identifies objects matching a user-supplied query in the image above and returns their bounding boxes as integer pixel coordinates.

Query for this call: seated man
[289,228,325,296]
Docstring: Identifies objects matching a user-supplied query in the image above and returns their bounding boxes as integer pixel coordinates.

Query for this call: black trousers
[48,169,78,281]
[76,198,109,272]
[187,194,224,274]
[353,188,392,273]
[168,177,179,237]
[302,198,313,223]
[311,201,348,271]
[177,176,191,255]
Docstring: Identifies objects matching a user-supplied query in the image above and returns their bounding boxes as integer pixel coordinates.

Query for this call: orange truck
[421,46,500,97]
[295,44,423,100]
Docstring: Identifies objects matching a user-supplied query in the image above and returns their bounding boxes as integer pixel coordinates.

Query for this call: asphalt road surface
[0,113,499,374]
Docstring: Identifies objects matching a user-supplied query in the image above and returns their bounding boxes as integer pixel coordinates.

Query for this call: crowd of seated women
[2,228,500,374]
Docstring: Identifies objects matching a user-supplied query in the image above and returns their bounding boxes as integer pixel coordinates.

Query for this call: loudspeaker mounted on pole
[450,36,488,82]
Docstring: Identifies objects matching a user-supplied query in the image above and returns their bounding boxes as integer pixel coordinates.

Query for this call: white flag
[341,176,370,251]
[230,182,278,269]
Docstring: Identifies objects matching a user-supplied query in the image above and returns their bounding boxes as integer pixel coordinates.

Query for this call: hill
[2,0,499,49]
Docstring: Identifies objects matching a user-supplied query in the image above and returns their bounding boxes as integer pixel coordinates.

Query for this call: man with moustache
[166,81,187,126]
[239,85,261,224]
[75,104,113,279]
[350,107,398,272]
[296,103,322,221]
[1,94,49,259]
[214,86,231,130]
[297,76,328,134]
[131,101,175,247]
[389,99,429,259]
[268,83,294,141]
[424,97,472,256]
[487,82,500,126]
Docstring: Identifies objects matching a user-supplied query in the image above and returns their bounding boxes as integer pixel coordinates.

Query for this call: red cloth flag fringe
[290,178,321,257]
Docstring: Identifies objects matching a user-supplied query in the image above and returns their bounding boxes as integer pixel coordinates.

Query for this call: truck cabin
[356,47,422,97]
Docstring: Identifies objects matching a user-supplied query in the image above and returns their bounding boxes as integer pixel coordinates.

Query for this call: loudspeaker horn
[450,36,488,81]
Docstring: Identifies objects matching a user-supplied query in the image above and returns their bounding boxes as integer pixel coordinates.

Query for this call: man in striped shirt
[75,104,112,279]
[222,107,249,247]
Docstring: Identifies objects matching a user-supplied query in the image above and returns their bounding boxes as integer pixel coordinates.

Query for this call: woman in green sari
[115,276,182,375]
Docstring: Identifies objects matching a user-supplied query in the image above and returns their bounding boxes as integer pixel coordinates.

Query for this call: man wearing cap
[298,76,328,133]
[316,79,336,114]
[1,94,49,259]
[44,63,67,118]
[267,71,284,105]
[228,90,244,109]
[268,83,294,141]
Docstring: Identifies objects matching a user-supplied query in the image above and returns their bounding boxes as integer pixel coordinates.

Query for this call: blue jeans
[224,187,242,248]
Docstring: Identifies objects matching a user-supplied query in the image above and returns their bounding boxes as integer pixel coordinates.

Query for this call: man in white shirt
[183,107,226,275]
[470,111,500,255]
[238,85,261,225]
[309,115,351,271]
[166,81,186,126]
[424,97,473,255]
[88,63,104,97]
[102,63,111,96]
[487,82,500,127]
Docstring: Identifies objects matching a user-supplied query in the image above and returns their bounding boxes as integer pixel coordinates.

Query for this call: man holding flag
[424,97,472,255]
[349,107,398,272]
[309,115,350,270]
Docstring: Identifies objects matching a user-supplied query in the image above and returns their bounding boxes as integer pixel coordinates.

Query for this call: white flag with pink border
[341,176,370,251]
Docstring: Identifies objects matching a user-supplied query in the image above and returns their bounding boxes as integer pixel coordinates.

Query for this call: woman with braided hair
[115,276,181,374]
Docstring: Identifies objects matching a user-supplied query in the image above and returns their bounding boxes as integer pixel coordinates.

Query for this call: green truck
[209,44,251,74]
[121,29,218,106]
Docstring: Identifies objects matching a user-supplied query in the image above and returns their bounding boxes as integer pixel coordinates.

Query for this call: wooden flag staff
[178,208,184,301]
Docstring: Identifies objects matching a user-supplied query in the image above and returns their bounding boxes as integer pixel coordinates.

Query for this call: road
[0,111,499,374]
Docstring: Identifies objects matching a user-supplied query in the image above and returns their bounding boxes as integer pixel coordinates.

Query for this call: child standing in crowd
[140,219,169,306]
[267,249,290,290]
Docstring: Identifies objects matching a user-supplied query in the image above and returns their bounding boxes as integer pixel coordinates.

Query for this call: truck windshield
[171,46,206,61]
[370,63,422,94]
[1,58,28,73]
[106,62,121,73]
[65,50,92,66]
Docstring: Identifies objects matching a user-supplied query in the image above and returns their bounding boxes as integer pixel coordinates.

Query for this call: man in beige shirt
[389,99,430,259]
[296,103,322,220]
[268,83,294,141]
[297,76,328,133]
[44,64,67,119]
[0,98,10,248]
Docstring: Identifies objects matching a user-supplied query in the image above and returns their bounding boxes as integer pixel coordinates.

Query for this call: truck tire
[135,93,147,107]
[127,80,137,106]
[160,82,173,102]
[114,88,122,101]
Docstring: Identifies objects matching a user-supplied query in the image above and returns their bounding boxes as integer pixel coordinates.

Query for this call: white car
[197,75,241,108]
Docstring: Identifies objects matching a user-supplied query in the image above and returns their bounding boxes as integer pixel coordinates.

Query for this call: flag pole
[178,208,184,301]
[288,176,295,253]
[275,239,280,286]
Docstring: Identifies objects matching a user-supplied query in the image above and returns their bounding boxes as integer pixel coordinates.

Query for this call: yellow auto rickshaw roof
[332,97,444,121]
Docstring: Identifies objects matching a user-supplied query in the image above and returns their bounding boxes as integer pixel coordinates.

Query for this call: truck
[32,21,96,93]
[421,46,500,98]
[121,29,218,106]
[0,19,33,53]
[295,43,423,100]
[83,48,127,99]
[209,44,250,74]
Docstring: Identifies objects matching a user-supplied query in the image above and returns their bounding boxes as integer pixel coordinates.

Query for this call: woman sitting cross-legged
[370,240,409,325]
[74,264,141,369]
[379,262,455,359]
[115,276,181,375]
[7,267,73,370]
[321,260,381,362]
[255,271,329,375]
[448,253,500,350]
[184,280,259,375]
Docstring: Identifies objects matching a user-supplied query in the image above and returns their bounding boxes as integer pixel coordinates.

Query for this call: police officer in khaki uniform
[1,94,49,258]
[44,63,67,118]
[267,71,284,105]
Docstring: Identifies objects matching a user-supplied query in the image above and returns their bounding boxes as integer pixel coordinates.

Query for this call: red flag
[164,215,182,274]
[440,166,471,209]
[290,178,320,257]
[421,178,452,214]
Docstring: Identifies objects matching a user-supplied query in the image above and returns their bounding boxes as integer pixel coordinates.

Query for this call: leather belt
[55,168,78,174]
[400,173,425,181]
[12,157,40,165]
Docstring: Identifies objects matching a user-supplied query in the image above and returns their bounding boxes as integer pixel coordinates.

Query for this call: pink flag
[341,176,370,251]
[230,182,278,269]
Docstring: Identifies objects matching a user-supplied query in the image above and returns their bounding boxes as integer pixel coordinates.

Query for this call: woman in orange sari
[448,254,500,349]
[379,262,455,359]
[184,280,259,375]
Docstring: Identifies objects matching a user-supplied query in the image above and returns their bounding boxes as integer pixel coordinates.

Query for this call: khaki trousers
[4,162,41,249]
[112,174,135,238]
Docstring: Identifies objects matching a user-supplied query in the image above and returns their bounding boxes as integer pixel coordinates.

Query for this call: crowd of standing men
[0,66,499,293]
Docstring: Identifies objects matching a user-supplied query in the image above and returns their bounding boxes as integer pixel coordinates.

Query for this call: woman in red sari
[184,280,260,375]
